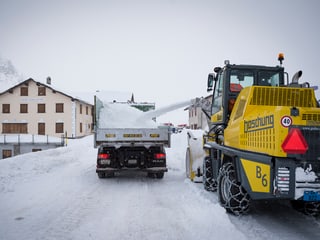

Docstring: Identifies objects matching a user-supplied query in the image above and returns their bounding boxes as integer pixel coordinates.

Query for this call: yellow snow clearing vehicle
[190,54,320,215]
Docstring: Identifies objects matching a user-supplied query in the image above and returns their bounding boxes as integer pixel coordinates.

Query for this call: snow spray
[99,99,192,128]
[137,99,192,122]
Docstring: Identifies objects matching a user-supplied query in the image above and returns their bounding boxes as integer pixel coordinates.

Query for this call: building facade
[0,78,93,139]
[186,95,212,130]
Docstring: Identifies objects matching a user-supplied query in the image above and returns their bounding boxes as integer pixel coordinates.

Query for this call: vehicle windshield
[230,69,282,91]
[230,70,254,92]
[258,71,281,86]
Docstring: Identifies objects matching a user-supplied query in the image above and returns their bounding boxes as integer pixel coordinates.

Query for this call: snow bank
[296,166,318,182]
[0,132,319,240]
[165,129,189,172]
[187,129,206,171]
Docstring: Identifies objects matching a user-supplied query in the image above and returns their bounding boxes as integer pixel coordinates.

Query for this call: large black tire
[97,172,114,179]
[147,172,164,179]
[203,156,217,192]
[217,162,250,215]
[156,172,164,179]
[291,200,320,216]
[105,172,115,178]
[97,172,106,179]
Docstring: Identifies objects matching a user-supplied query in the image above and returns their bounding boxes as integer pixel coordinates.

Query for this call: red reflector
[281,128,308,154]
[154,153,166,159]
[98,153,110,159]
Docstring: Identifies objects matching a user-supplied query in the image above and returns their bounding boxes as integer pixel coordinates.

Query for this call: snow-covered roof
[0,78,93,106]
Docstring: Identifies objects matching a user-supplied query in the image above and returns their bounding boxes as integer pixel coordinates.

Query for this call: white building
[186,95,212,130]
[0,78,93,158]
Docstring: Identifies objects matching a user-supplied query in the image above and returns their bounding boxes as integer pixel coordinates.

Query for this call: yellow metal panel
[150,134,160,138]
[211,110,223,122]
[217,85,320,158]
[105,134,116,138]
[123,134,142,138]
[240,159,270,193]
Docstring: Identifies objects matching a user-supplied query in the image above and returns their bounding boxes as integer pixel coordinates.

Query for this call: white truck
[94,96,171,179]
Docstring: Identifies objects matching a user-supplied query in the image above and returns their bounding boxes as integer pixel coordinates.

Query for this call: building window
[80,104,83,114]
[56,123,64,133]
[20,87,28,96]
[38,123,45,135]
[2,149,12,159]
[2,104,10,113]
[2,123,28,133]
[32,149,42,152]
[56,103,64,113]
[86,106,88,115]
[80,122,83,133]
[38,104,46,113]
[38,86,46,96]
[20,104,28,113]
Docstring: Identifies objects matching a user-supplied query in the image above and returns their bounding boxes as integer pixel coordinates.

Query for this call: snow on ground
[0,131,320,240]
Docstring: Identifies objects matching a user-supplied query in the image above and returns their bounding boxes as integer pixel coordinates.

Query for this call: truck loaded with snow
[94,95,171,179]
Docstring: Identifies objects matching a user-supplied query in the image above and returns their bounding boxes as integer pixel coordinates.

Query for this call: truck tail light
[154,153,166,159]
[281,128,308,154]
[98,153,110,159]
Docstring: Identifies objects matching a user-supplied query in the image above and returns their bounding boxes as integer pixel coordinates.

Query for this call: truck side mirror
[207,73,215,92]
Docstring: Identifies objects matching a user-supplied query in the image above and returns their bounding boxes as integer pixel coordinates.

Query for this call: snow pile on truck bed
[98,102,158,128]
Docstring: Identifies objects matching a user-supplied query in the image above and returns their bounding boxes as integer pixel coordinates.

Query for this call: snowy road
[1,132,320,240]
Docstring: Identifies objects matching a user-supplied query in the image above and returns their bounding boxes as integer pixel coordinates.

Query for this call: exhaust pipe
[291,70,303,84]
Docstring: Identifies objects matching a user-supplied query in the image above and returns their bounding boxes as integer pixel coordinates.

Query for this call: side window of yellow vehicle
[211,72,223,115]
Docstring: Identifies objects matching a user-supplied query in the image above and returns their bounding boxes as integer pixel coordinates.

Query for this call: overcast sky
[1,0,319,110]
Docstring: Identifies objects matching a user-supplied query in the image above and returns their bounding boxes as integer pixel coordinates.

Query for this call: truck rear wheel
[156,172,164,179]
[97,172,106,178]
[147,172,164,179]
[97,172,114,178]
[203,156,217,191]
[218,162,250,215]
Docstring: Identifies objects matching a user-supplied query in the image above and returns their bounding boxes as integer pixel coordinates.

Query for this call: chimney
[46,76,51,85]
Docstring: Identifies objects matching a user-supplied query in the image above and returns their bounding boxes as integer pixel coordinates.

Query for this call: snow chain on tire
[218,162,250,215]
[203,156,217,192]
[304,202,320,216]
[292,200,320,216]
